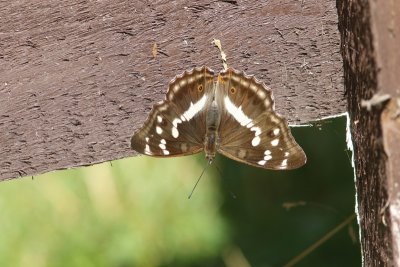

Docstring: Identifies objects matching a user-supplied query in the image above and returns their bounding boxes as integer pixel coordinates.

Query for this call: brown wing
[216,68,306,170]
[131,66,214,157]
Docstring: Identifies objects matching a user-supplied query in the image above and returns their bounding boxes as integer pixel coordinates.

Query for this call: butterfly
[131,66,306,170]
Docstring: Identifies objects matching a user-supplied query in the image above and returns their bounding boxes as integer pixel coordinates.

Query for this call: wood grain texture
[0,0,344,180]
[382,100,400,267]
[338,0,400,265]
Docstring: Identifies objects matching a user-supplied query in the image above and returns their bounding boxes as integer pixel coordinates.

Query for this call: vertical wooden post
[337,0,400,265]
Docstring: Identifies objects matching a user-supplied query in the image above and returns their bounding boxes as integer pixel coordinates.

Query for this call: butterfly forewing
[131,67,214,157]
[216,68,306,170]
[165,67,214,142]
[217,69,275,123]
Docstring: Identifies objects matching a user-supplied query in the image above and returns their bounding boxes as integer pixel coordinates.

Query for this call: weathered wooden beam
[0,0,344,180]
[337,0,400,265]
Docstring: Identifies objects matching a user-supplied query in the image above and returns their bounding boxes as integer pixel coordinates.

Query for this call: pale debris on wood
[212,39,228,71]
[152,43,158,58]
[282,201,306,210]
[361,93,391,111]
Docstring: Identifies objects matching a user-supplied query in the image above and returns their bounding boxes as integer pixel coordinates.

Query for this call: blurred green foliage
[0,116,360,267]
[217,116,360,267]
[0,156,227,267]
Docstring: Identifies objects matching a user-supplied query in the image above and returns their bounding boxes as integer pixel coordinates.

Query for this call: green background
[0,116,360,267]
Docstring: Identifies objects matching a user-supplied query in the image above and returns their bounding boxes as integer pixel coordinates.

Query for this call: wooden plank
[0,0,344,180]
[338,0,400,265]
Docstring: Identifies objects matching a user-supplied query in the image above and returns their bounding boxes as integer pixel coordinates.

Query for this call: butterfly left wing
[216,68,306,170]
[131,67,215,157]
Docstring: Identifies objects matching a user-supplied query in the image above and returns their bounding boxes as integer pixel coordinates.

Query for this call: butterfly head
[206,153,215,165]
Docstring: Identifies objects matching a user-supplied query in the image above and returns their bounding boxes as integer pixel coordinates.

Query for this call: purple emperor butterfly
[131,67,306,170]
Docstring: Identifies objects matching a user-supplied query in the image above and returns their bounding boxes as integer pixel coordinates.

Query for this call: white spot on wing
[250,126,261,146]
[171,118,183,138]
[258,160,266,166]
[156,126,163,135]
[251,126,261,136]
[161,139,166,144]
[284,152,289,157]
[264,154,272,161]
[258,150,273,166]
[252,136,260,146]
[157,116,163,123]
[159,143,166,150]
[172,118,182,127]
[281,159,288,167]
[145,144,152,155]
[172,127,179,138]
[163,149,170,155]
[273,128,280,136]
[224,96,252,126]
[145,137,149,143]
[271,139,279,146]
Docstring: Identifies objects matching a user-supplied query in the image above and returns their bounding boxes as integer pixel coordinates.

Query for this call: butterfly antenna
[188,164,209,199]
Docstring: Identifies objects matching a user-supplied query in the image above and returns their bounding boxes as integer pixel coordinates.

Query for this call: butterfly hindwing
[218,113,306,169]
[131,101,202,156]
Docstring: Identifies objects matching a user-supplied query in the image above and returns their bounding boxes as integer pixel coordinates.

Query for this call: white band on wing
[183,94,208,121]
[171,94,208,138]
[224,96,252,126]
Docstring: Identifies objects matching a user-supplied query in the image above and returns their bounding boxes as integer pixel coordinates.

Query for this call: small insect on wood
[131,67,306,170]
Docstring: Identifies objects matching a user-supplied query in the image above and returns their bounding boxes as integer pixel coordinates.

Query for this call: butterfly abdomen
[204,94,221,163]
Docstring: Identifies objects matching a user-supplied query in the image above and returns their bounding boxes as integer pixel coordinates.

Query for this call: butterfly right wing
[215,68,306,170]
[131,67,214,157]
